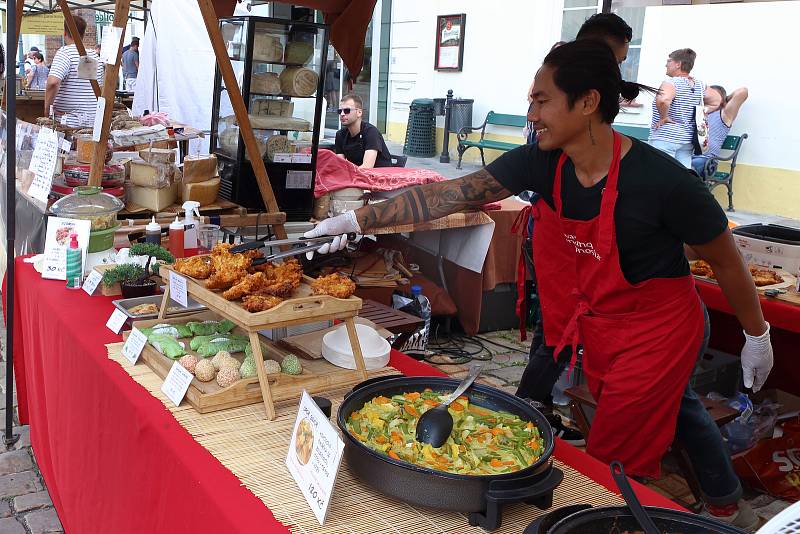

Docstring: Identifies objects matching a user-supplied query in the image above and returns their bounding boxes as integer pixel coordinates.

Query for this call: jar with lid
[50,186,124,253]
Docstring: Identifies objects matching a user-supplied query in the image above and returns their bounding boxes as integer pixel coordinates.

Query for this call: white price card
[92,97,106,141]
[100,26,122,65]
[286,391,345,525]
[106,308,128,334]
[122,328,148,365]
[61,139,72,153]
[27,127,61,203]
[82,269,103,295]
[161,361,194,407]
[169,271,188,307]
[42,217,91,281]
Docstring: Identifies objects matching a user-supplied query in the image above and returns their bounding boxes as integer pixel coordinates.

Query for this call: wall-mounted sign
[21,12,65,35]
[434,14,466,72]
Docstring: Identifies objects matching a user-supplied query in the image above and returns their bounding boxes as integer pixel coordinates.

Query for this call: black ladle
[415,364,483,448]
[610,461,662,534]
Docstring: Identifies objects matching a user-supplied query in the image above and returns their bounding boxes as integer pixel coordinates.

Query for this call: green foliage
[102,263,145,285]
[130,243,175,264]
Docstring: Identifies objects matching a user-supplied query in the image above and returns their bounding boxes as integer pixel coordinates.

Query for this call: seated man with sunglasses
[334,93,392,168]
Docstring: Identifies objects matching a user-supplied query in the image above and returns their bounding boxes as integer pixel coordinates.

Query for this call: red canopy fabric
[213,0,376,79]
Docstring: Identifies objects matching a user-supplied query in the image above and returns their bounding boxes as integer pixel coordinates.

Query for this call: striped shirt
[649,76,705,144]
[706,109,731,158]
[49,45,105,128]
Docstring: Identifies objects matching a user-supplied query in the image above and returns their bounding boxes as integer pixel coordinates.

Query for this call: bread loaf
[279,67,318,97]
[250,72,281,95]
[253,32,283,62]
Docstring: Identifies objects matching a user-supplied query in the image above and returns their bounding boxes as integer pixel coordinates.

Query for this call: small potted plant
[102,243,175,298]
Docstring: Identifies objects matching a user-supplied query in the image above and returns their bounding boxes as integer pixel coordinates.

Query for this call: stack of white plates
[322,324,391,370]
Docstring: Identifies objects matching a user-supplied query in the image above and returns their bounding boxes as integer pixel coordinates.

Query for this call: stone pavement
[0,328,64,534]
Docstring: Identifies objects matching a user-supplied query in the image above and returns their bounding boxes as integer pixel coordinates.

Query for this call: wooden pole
[196,0,288,240]
[87,0,131,187]
[57,0,101,98]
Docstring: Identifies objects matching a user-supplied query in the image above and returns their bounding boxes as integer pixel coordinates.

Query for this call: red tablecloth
[5,257,679,533]
[695,279,800,395]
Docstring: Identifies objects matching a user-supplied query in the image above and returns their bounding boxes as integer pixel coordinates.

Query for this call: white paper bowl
[322,324,391,370]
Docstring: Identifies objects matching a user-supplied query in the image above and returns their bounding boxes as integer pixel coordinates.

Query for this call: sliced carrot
[423,399,439,406]
[404,404,419,417]
[450,401,465,411]
[487,444,499,451]
[470,405,492,416]
[390,431,403,441]
[374,396,391,404]
[491,428,504,436]
[351,412,361,419]
[457,395,469,401]
[503,460,516,465]
[526,421,534,430]
[404,392,421,401]
[490,458,503,468]
[374,435,388,444]
[465,436,473,443]
[387,450,400,460]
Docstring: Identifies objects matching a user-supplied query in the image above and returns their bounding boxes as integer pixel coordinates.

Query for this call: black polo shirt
[334,121,392,168]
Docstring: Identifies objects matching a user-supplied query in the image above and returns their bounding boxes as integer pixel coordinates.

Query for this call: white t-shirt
[49,45,105,127]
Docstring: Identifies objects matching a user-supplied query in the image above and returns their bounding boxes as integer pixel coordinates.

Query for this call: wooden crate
[128,312,377,414]
[156,263,370,419]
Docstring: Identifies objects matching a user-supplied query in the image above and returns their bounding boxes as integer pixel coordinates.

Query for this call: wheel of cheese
[284,42,314,65]
[250,72,281,95]
[279,67,318,97]
[253,32,283,62]
[266,135,290,161]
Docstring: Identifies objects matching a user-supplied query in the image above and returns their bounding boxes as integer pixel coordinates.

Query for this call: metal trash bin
[403,98,437,158]
[448,98,474,133]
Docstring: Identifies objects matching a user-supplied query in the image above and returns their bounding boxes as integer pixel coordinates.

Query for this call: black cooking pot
[526,505,750,534]
[337,376,562,531]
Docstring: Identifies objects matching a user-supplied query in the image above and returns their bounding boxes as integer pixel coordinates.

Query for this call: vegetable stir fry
[346,390,545,475]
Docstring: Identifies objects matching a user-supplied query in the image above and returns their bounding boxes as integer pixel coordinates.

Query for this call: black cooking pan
[337,376,563,530]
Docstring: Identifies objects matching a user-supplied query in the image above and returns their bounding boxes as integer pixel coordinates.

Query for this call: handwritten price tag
[122,328,148,365]
[82,269,103,295]
[286,391,344,525]
[169,271,188,307]
[161,361,194,407]
[106,308,127,334]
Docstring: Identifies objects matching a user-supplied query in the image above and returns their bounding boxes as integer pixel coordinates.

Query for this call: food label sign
[286,391,344,525]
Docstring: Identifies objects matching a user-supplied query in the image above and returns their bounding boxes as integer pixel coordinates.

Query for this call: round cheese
[266,135,290,162]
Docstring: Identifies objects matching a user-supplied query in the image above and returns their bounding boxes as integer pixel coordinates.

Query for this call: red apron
[552,132,704,478]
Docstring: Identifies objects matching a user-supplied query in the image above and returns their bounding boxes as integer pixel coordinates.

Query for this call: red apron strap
[597,131,622,257]
[512,205,533,341]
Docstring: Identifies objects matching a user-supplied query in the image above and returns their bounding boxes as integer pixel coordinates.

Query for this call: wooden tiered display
[155,264,369,420]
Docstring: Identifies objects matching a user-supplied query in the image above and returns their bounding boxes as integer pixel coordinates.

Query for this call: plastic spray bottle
[182,201,201,257]
[65,233,83,289]
[168,216,185,259]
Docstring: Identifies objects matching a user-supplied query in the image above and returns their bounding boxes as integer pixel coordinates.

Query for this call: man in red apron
[304,40,772,528]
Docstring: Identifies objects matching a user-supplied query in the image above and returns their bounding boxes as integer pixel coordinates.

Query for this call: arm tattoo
[355,168,511,231]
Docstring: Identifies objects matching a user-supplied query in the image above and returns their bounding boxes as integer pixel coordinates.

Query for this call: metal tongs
[231,232,358,265]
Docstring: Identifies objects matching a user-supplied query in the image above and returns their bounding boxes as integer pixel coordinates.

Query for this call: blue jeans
[648,138,693,168]
[674,304,742,505]
[517,304,742,505]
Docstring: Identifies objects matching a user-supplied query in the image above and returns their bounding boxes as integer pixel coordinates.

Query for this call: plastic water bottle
[411,285,431,349]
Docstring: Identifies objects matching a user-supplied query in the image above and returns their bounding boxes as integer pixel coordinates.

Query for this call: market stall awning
[2,0,150,20]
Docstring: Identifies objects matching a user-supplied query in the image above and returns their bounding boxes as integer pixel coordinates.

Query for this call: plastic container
[197,224,221,253]
[411,285,432,350]
[321,324,391,370]
[182,201,201,256]
[50,185,124,231]
[168,216,185,259]
[145,217,162,246]
[87,224,121,253]
[65,234,82,289]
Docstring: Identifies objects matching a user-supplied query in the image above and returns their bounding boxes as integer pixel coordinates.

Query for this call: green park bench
[456,111,527,169]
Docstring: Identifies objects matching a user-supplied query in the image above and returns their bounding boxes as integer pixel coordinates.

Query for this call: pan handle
[469,467,564,531]
[343,375,402,402]
[522,504,594,534]
[610,461,662,534]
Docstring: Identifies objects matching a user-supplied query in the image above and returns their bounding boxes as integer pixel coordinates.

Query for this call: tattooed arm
[354,168,513,232]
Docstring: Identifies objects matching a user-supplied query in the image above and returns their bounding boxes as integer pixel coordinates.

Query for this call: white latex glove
[303,211,361,258]
[741,322,773,393]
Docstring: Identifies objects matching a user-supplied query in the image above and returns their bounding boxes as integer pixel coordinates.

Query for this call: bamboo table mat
[108,343,624,533]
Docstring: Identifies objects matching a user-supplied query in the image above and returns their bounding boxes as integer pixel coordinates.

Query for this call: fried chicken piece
[205,248,253,290]
[173,256,213,279]
[749,265,783,286]
[241,294,284,312]
[252,259,302,296]
[255,280,297,298]
[222,272,269,300]
[311,273,356,299]
[690,260,714,278]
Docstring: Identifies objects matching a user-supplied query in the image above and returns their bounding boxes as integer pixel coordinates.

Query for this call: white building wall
[388,0,563,139]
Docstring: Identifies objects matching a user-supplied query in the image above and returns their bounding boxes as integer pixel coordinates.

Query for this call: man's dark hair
[341,93,363,109]
[669,48,696,73]
[544,39,655,124]
[576,13,632,44]
[65,14,88,38]
[30,46,40,53]
[32,52,44,62]
[131,37,140,46]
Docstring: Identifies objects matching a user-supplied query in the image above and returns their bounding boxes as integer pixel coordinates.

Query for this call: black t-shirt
[486,138,728,284]
[335,121,392,167]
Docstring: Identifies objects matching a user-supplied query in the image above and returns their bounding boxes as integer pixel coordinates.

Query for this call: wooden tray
[128,312,378,414]
[159,263,362,329]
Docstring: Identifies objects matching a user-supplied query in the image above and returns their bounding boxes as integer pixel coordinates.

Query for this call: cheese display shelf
[210,15,328,219]
[157,263,368,420]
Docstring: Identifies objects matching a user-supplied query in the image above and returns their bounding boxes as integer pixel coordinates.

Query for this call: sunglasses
[337,107,360,115]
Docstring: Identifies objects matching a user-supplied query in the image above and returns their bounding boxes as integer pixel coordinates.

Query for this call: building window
[560,2,646,82]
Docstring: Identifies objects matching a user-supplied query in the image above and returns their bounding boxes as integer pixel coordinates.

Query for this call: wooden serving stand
[157,264,370,420]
